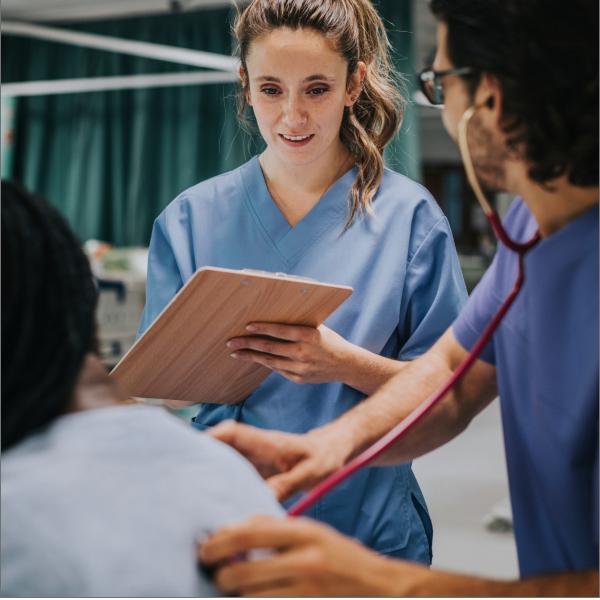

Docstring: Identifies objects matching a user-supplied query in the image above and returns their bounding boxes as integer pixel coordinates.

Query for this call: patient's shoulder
[0,404,282,596]
[143,407,283,515]
[1,481,84,596]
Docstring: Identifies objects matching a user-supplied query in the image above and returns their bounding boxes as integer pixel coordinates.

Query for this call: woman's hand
[227,323,354,385]
[227,322,405,394]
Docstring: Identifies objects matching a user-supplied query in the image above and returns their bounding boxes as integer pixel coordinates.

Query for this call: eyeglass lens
[421,73,444,105]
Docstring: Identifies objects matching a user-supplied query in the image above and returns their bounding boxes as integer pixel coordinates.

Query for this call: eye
[308,86,329,96]
[260,87,281,96]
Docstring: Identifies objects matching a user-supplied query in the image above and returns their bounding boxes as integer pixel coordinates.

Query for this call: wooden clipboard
[110,267,352,405]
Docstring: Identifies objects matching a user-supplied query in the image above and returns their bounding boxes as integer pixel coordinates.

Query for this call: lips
[278,133,315,147]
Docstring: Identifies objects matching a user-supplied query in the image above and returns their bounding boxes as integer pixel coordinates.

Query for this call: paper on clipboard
[110,267,352,405]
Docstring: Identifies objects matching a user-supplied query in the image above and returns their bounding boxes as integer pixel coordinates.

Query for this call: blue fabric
[453,199,599,577]
[139,156,467,559]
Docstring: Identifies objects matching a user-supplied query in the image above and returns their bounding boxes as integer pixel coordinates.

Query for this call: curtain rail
[2,21,239,71]
[2,71,239,97]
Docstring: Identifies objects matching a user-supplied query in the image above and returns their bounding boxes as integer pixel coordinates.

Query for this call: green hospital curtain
[1,1,418,246]
[376,0,421,183]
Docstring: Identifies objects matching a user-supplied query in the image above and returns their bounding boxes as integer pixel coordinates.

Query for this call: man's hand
[198,516,600,597]
[208,421,353,501]
[198,515,417,597]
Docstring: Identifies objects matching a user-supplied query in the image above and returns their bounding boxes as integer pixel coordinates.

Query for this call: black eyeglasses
[417,67,474,106]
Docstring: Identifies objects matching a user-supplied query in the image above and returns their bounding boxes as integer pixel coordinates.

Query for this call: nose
[282,95,308,130]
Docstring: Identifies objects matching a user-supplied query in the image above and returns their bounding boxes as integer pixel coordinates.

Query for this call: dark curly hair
[431,0,598,187]
[1,181,98,451]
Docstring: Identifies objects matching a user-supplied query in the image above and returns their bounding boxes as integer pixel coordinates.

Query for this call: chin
[275,147,320,167]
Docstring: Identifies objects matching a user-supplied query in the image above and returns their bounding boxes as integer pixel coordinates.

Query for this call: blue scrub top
[453,199,599,577]
[139,156,467,560]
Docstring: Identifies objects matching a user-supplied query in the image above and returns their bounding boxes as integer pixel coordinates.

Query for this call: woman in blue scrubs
[139,0,466,562]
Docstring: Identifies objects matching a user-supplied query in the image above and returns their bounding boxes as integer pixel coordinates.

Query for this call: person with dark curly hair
[0,181,283,596]
[198,0,598,595]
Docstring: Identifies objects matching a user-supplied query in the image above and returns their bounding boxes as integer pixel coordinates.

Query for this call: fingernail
[246,324,257,332]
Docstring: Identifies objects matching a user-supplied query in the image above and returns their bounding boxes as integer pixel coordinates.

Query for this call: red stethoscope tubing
[287,211,540,517]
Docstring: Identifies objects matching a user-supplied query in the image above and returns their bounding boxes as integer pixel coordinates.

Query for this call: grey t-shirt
[1,405,283,597]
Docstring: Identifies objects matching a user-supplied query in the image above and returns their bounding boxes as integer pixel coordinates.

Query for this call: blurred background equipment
[84,240,148,368]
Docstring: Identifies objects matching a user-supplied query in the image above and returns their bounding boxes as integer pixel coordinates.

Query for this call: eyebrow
[253,74,335,83]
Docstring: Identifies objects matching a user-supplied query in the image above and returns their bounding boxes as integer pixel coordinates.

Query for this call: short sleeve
[398,215,468,360]
[137,215,184,336]
[452,255,502,364]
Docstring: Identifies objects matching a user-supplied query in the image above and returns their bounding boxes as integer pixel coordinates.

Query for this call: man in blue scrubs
[199,0,599,595]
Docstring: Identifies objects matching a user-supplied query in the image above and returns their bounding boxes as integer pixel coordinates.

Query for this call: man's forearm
[395,563,599,597]
[315,331,497,466]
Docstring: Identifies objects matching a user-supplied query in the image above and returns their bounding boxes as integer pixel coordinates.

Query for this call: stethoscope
[287,101,541,517]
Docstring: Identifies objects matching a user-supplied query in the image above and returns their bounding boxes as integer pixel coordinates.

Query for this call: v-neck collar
[239,155,357,267]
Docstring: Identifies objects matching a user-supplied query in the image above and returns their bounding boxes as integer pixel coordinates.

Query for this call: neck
[259,139,352,226]
[506,163,598,237]
[69,353,129,413]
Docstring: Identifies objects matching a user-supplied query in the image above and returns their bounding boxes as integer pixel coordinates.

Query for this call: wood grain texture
[110,267,352,404]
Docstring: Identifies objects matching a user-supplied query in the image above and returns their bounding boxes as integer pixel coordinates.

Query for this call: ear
[239,65,251,105]
[345,61,367,107]
[475,73,503,124]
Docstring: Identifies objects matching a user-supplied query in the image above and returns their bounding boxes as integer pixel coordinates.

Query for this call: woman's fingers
[245,322,317,342]
[230,349,288,366]
[275,369,306,384]
[233,356,310,383]
[228,336,304,360]
[231,351,314,382]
